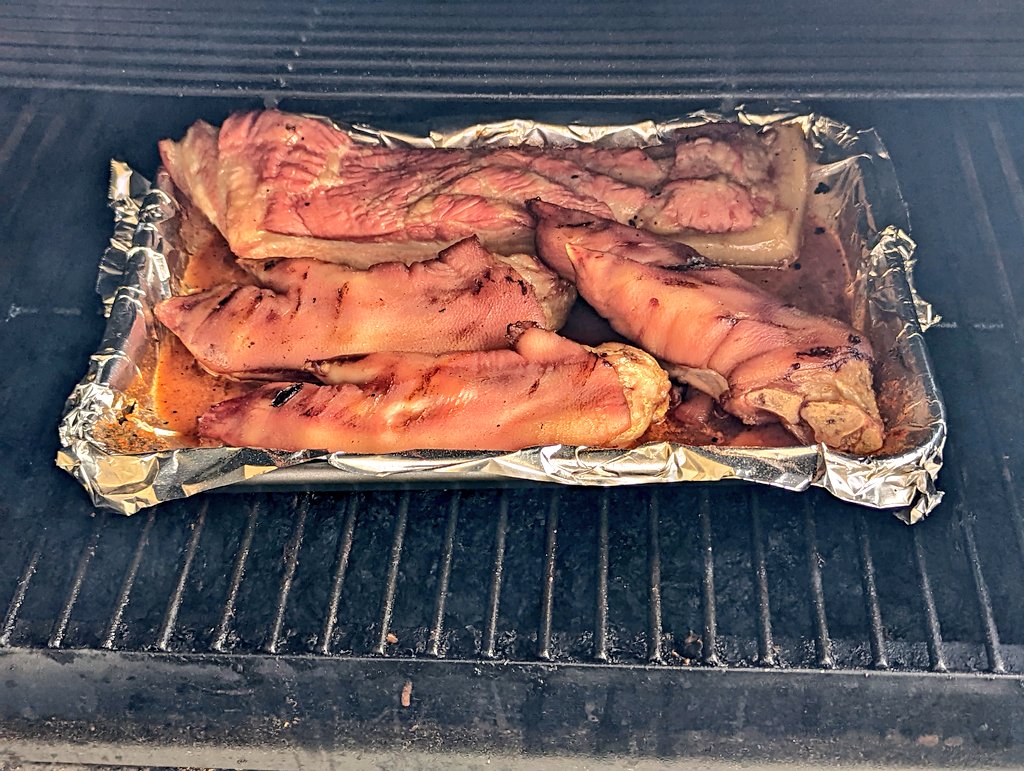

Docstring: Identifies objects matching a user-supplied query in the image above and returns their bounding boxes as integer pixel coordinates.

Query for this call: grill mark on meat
[271,383,304,407]
[302,399,328,418]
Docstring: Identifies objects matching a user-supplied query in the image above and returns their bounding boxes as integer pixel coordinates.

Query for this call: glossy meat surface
[155,237,574,377]
[198,325,670,452]
[532,203,884,454]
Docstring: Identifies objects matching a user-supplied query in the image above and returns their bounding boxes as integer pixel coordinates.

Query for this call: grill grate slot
[958,502,1006,673]
[646,493,664,663]
[371,492,409,655]
[263,495,310,654]
[0,532,45,647]
[697,492,720,666]
[536,495,558,661]
[803,501,834,669]
[47,515,104,649]
[593,492,610,662]
[426,494,460,658]
[748,493,776,667]
[100,509,155,650]
[319,496,358,655]
[480,492,509,660]
[155,501,207,651]
[854,513,889,669]
[911,528,948,673]
[211,500,260,652]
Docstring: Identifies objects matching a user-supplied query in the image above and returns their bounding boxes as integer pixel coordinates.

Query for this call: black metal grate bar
[155,502,207,652]
[698,492,720,666]
[100,509,155,650]
[319,496,358,656]
[536,495,558,661]
[371,493,410,655]
[803,501,834,669]
[593,492,610,662]
[854,513,889,669]
[911,527,947,673]
[748,493,776,666]
[0,532,45,647]
[481,492,509,659]
[958,501,1006,674]
[426,494,460,658]
[263,496,310,654]
[646,492,663,663]
[47,515,104,649]
[211,501,260,652]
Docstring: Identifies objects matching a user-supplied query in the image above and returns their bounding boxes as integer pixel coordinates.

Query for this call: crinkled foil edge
[56,107,946,521]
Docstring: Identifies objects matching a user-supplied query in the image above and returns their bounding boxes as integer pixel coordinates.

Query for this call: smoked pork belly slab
[197,325,670,453]
[530,202,884,454]
[154,236,574,378]
[159,111,808,268]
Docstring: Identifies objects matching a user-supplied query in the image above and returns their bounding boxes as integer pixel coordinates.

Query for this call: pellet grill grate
[2,22,1024,764]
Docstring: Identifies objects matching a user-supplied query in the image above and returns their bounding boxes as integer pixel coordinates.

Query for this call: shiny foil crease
[57,108,946,521]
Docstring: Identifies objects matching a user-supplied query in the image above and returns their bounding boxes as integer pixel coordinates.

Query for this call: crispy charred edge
[588,343,671,447]
[735,345,884,455]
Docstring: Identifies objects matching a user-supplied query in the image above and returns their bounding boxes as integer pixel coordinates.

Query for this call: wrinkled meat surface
[198,325,669,453]
[156,237,572,377]
[531,202,884,454]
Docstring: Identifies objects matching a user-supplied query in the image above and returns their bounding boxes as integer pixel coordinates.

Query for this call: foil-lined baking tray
[56,107,945,521]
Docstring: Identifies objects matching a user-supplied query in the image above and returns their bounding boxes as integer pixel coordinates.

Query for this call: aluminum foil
[56,107,945,521]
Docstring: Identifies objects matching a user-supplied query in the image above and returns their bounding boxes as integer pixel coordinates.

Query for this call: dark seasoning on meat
[57,111,945,517]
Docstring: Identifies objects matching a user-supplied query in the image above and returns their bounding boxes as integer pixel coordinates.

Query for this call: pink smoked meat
[198,325,670,453]
[155,237,573,377]
[159,110,777,265]
[530,201,884,454]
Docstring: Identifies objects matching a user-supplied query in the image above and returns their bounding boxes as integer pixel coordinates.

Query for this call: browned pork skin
[198,324,670,453]
[155,237,575,378]
[530,202,884,454]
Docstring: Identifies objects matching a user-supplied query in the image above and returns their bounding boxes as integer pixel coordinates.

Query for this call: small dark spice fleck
[848,334,861,344]
[271,383,304,408]
[814,226,826,234]
[813,182,830,195]
[792,262,802,271]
